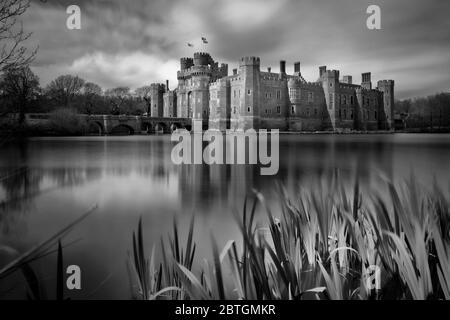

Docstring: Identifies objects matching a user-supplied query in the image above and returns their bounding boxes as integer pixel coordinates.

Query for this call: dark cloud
[22,0,450,98]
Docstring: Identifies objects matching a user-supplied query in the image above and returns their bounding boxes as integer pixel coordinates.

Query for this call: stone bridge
[84,115,193,134]
[25,113,197,135]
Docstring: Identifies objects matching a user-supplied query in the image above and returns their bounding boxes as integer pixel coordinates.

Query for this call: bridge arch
[169,122,183,133]
[110,124,135,135]
[154,122,167,133]
[142,122,153,134]
[87,121,104,135]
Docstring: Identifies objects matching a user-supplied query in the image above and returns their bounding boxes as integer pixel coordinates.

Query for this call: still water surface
[0,134,449,299]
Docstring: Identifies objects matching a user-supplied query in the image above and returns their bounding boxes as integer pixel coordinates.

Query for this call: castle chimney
[166,80,169,91]
[294,62,301,73]
[319,66,327,77]
[280,60,286,74]
[233,68,237,75]
[343,75,352,84]
[268,67,272,73]
[361,72,372,90]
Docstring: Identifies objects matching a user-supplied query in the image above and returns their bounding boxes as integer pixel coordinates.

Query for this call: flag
[187,43,194,47]
[201,37,208,44]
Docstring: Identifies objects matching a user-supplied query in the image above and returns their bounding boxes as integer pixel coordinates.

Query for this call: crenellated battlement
[150,83,165,90]
[324,70,340,79]
[239,56,260,67]
[194,52,212,66]
[209,78,230,88]
[377,80,394,86]
[180,57,194,70]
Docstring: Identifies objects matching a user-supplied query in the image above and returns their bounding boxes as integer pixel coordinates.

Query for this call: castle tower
[288,77,301,118]
[377,80,395,130]
[322,70,340,130]
[355,87,367,130]
[209,78,230,131]
[163,80,177,117]
[232,56,261,130]
[190,53,212,122]
[150,83,165,117]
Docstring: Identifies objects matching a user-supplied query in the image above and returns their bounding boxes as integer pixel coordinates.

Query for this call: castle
[149,52,394,131]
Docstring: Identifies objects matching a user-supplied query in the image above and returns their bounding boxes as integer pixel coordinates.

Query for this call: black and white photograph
[0,0,450,313]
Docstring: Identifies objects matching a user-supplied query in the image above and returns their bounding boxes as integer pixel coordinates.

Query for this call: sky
[23,0,450,99]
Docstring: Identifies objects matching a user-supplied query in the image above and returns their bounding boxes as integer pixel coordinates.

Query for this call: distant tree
[45,75,85,107]
[0,0,37,71]
[135,86,152,115]
[105,86,130,115]
[0,65,40,123]
[82,82,102,114]
[83,82,102,96]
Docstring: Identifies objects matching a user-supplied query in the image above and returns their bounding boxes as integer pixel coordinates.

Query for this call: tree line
[0,69,155,123]
[395,93,450,130]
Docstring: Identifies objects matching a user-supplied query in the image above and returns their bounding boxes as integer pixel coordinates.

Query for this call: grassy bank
[130,173,450,300]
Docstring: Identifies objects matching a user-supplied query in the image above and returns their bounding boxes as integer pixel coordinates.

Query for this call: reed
[130,173,450,300]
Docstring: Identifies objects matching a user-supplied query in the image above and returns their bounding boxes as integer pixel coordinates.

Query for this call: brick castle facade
[149,52,394,131]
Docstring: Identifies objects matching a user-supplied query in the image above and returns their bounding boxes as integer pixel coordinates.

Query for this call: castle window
[314,108,318,116]
[307,92,314,103]
[276,106,281,114]
[330,82,333,87]
[344,109,347,119]
[233,107,236,114]
[233,90,236,98]
[276,90,281,99]
[247,90,252,95]
[248,106,251,113]
[350,110,354,119]
[291,106,295,114]
[374,111,378,120]
[351,96,354,105]
[329,94,333,109]
[265,109,268,114]
[289,88,299,100]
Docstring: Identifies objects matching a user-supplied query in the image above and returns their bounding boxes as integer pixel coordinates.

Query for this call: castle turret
[377,80,395,130]
[194,52,211,66]
[180,57,194,71]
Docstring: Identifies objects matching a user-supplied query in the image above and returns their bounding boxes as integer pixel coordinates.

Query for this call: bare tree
[0,65,40,123]
[45,74,86,107]
[135,86,152,115]
[82,82,102,114]
[105,86,130,115]
[0,0,37,71]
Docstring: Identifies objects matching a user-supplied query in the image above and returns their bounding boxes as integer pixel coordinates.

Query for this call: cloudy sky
[23,0,450,99]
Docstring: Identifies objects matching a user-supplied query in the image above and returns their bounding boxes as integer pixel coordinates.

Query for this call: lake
[1,133,450,299]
